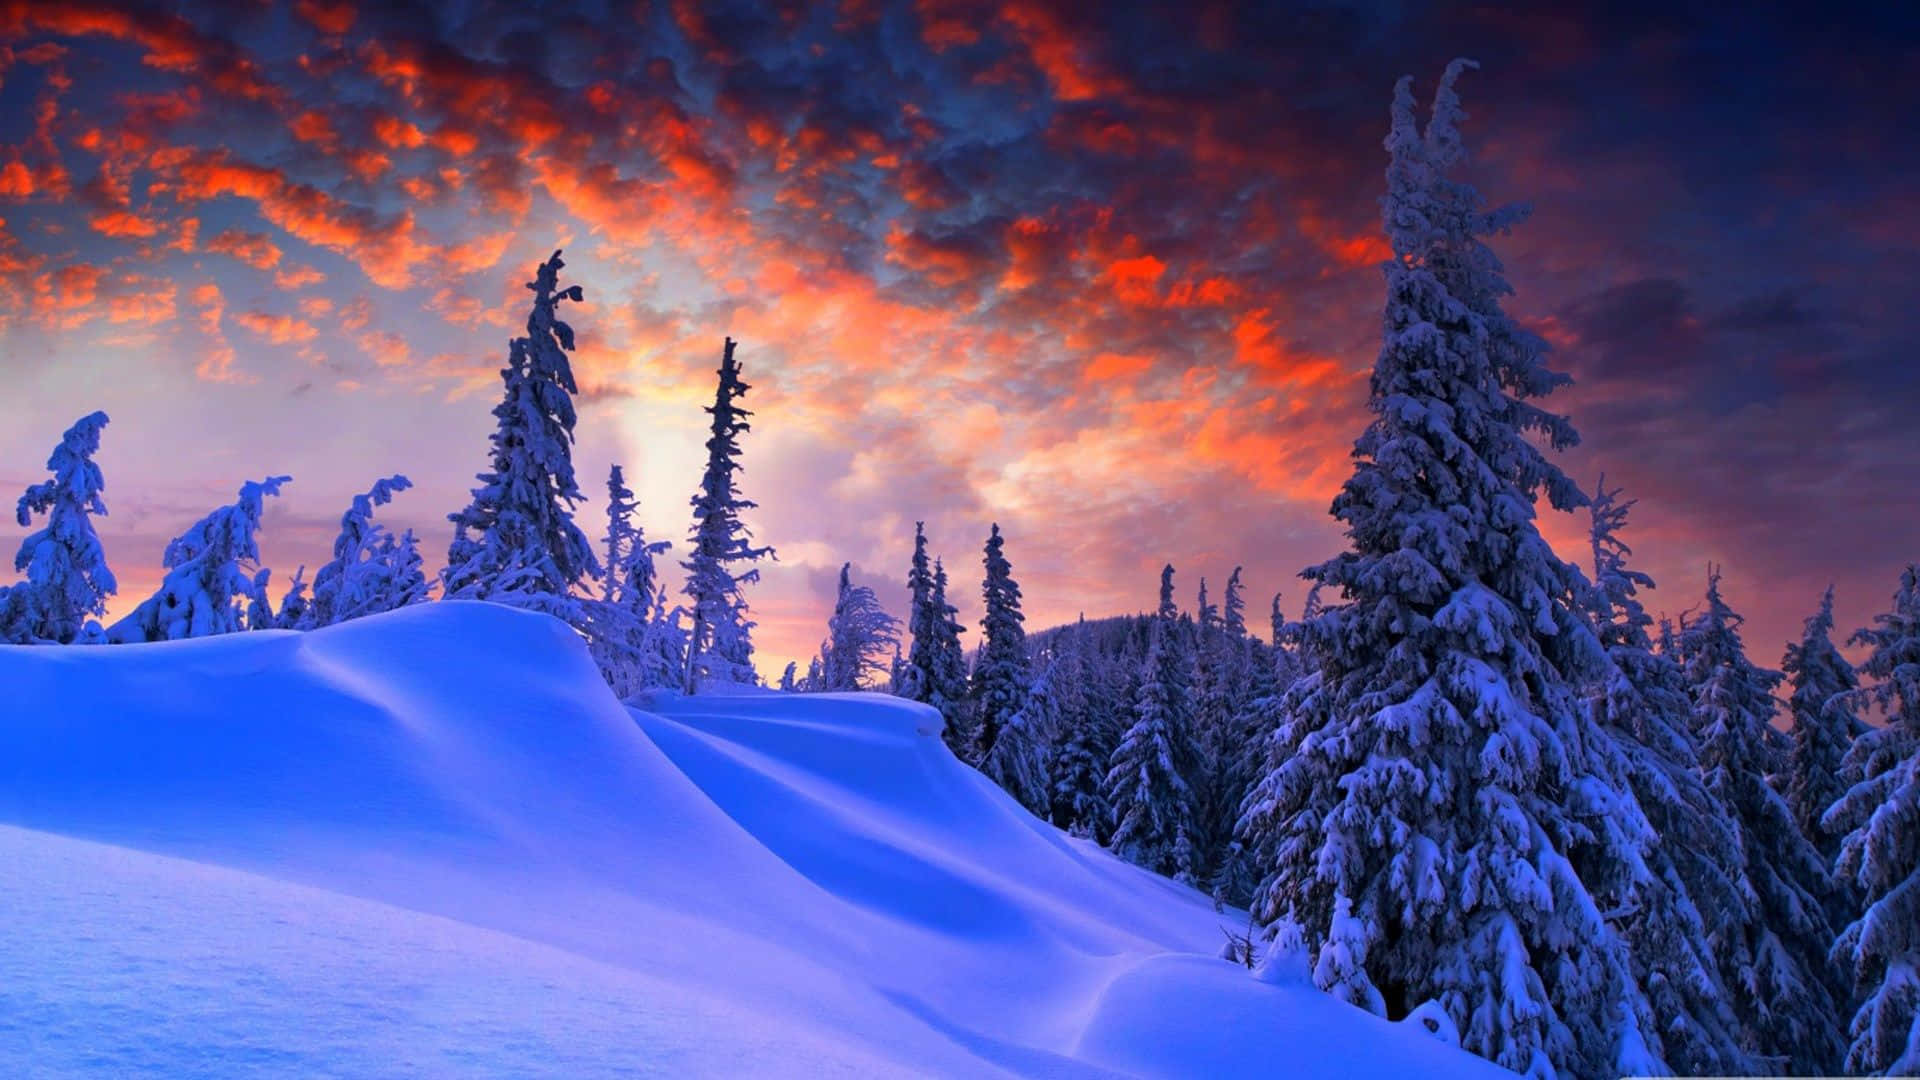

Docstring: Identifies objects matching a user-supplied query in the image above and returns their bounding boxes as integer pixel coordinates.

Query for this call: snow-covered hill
[0,602,1507,1077]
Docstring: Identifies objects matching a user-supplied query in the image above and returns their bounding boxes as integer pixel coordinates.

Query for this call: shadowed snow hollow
[0,602,1507,1078]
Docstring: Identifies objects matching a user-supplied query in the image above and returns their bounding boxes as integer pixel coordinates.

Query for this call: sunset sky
[1,0,1914,677]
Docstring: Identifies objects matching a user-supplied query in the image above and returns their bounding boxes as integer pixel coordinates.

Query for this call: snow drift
[0,602,1507,1077]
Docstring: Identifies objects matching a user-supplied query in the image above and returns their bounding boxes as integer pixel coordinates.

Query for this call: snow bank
[0,602,1508,1077]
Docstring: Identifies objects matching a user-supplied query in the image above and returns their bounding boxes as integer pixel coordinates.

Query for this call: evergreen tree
[1196,577,1218,633]
[1583,482,1749,1075]
[778,661,798,692]
[304,474,428,628]
[600,464,640,604]
[983,647,1050,815]
[1105,616,1201,884]
[108,476,291,642]
[1235,63,1648,1077]
[1157,563,1177,619]
[821,562,901,690]
[930,557,974,754]
[1680,568,1845,1073]
[444,250,596,608]
[0,411,115,644]
[681,338,773,690]
[1270,592,1285,646]
[587,463,679,696]
[1827,565,1920,1076]
[1209,641,1280,909]
[971,524,1029,762]
[1045,626,1116,838]
[1223,566,1247,638]
[1780,586,1865,865]
[902,522,939,701]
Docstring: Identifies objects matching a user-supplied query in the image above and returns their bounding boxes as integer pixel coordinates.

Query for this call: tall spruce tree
[600,464,640,604]
[1157,563,1177,620]
[1234,62,1650,1077]
[971,523,1029,762]
[107,476,291,642]
[444,250,596,606]
[1105,615,1202,884]
[0,411,115,644]
[1680,569,1845,1073]
[1827,565,1920,1076]
[1584,482,1749,1075]
[682,338,772,690]
[903,522,939,700]
[930,557,973,754]
[1781,587,1865,864]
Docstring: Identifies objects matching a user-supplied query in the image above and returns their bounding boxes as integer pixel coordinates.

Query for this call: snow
[0,601,1509,1077]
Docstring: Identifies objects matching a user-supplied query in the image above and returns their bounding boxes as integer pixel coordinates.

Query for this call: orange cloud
[234,309,319,344]
[205,227,283,269]
[86,208,160,237]
[1102,253,1165,307]
[172,152,430,287]
[0,160,33,197]
[274,264,326,290]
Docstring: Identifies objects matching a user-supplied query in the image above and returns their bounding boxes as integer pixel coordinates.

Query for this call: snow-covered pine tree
[274,566,310,630]
[0,411,116,644]
[1223,566,1247,639]
[1209,638,1280,910]
[1193,580,1252,887]
[821,562,902,690]
[985,645,1052,815]
[600,464,639,604]
[1680,568,1845,1073]
[1045,626,1116,838]
[1781,586,1866,865]
[303,474,428,628]
[1583,481,1749,1075]
[585,463,680,696]
[1269,592,1284,646]
[444,250,597,610]
[1826,564,1920,1076]
[681,338,772,691]
[901,522,938,701]
[778,661,797,692]
[1105,615,1202,884]
[1234,62,1650,1078]
[972,523,1030,762]
[107,476,291,642]
[1157,563,1177,620]
[929,556,974,753]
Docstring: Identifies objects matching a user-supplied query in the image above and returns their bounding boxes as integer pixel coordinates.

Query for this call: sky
[1,0,1915,680]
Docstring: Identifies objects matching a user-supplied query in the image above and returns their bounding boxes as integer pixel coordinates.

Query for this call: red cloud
[205,227,283,269]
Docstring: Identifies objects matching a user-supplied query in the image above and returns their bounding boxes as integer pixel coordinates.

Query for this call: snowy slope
[0,602,1508,1078]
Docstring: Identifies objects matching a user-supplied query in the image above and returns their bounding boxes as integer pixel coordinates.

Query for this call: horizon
[3,1,1916,679]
